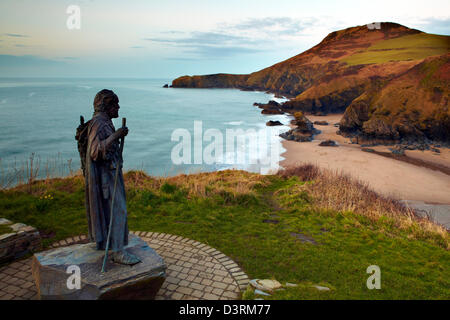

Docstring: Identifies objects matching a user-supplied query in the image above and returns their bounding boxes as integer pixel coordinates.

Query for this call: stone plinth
[31,234,166,300]
[0,219,41,264]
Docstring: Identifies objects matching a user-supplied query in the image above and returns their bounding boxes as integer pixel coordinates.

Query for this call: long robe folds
[85,112,128,251]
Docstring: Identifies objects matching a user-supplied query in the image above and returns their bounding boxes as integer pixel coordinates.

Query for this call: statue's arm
[89,123,122,161]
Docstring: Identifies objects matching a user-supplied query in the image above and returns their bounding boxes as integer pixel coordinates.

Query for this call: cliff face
[340,53,450,142]
[172,74,249,88]
[171,22,450,141]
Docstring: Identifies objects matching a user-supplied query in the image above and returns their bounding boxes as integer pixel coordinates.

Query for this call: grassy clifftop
[1,166,448,299]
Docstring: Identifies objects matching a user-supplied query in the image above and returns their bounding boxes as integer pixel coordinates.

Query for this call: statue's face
[106,99,120,119]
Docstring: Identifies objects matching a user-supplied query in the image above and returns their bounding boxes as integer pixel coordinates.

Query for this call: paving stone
[22,290,36,299]
[203,286,213,293]
[203,293,220,300]
[201,279,213,286]
[166,277,181,285]
[171,292,183,300]
[213,275,224,282]
[178,287,193,295]
[20,281,35,289]
[189,270,199,277]
[186,275,195,282]
[0,293,14,300]
[223,291,239,299]
[167,284,178,291]
[211,282,228,290]
[223,277,234,284]
[212,287,223,296]
[178,280,190,287]
[2,268,16,276]
[4,285,20,294]
[190,282,205,291]
[191,289,204,299]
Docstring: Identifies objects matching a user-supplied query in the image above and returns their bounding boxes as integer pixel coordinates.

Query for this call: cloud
[144,16,343,60]
[182,45,263,57]
[0,55,62,67]
[146,31,255,46]
[130,46,145,49]
[145,31,265,58]
[60,56,79,60]
[160,31,186,35]
[4,33,29,38]
[413,17,450,34]
[164,57,201,61]
[219,17,321,37]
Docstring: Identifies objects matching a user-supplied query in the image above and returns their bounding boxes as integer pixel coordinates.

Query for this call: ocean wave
[224,121,244,126]
[77,85,92,90]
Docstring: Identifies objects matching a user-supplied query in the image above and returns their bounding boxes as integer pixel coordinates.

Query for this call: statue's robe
[85,112,128,251]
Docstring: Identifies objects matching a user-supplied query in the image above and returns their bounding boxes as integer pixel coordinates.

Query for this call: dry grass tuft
[278,163,449,246]
[165,169,270,199]
[278,164,321,181]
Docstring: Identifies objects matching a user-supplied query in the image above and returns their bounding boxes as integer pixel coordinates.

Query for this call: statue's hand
[115,127,129,139]
[105,127,129,149]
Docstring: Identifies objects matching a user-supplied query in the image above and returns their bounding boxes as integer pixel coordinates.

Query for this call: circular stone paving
[0,231,249,300]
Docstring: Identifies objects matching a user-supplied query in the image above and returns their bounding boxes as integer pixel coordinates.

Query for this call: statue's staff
[101,117,126,273]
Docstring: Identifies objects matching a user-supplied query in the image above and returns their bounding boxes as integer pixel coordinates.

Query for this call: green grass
[342,33,449,65]
[0,224,13,236]
[0,171,449,299]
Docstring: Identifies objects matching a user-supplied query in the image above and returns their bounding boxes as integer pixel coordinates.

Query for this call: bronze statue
[76,89,140,266]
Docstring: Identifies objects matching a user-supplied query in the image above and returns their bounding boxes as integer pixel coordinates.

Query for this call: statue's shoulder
[89,114,110,132]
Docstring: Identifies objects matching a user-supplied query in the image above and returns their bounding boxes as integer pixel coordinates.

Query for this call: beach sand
[280,114,450,228]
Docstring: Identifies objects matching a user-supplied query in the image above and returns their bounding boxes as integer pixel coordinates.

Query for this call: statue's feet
[112,249,141,265]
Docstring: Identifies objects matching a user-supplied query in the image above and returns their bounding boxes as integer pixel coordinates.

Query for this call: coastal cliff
[340,53,450,142]
[172,22,450,142]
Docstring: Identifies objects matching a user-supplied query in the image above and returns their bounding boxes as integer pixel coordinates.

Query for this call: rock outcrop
[266,120,283,126]
[319,140,338,147]
[280,112,319,142]
[254,100,284,115]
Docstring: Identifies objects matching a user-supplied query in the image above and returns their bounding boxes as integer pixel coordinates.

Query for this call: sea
[0,78,291,185]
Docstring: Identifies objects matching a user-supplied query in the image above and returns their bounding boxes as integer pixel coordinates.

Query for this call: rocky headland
[172,22,449,144]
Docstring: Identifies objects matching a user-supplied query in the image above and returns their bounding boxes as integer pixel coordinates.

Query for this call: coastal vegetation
[1,166,448,299]
[341,32,449,66]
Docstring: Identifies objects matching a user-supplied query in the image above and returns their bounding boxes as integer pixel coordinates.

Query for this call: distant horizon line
[0,76,175,80]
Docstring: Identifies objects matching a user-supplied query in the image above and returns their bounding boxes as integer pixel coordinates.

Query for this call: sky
[0,0,449,78]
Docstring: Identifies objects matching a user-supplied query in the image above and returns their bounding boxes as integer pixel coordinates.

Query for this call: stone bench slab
[32,234,166,300]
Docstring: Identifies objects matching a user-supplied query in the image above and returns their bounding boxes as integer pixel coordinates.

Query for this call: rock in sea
[266,120,283,126]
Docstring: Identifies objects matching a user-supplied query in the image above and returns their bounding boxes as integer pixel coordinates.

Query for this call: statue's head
[93,89,120,119]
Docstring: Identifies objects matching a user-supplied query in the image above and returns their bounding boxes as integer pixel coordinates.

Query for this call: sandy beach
[280,114,450,228]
